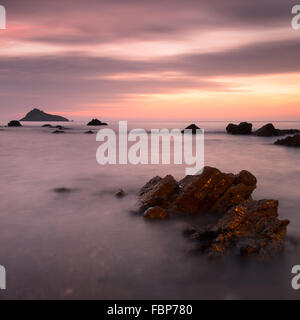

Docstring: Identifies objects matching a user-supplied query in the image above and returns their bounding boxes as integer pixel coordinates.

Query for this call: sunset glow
[1,0,300,120]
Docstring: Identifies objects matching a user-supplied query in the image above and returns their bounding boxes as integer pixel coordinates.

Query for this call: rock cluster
[138,167,289,259]
[226,122,300,137]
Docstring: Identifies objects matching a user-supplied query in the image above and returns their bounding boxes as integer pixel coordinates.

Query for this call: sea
[0,120,299,299]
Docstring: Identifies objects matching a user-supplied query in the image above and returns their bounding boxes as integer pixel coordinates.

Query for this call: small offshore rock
[115,189,125,198]
[274,135,300,147]
[226,122,252,135]
[8,120,22,127]
[52,130,65,134]
[181,124,201,134]
[53,187,73,193]
[87,119,108,126]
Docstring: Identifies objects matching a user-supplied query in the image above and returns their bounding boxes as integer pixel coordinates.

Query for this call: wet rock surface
[274,135,300,147]
[138,167,289,258]
[226,122,252,135]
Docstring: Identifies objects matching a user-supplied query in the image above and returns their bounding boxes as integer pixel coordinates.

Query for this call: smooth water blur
[0,120,300,299]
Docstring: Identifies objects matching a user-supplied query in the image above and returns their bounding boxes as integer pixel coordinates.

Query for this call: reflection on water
[0,121,300,299]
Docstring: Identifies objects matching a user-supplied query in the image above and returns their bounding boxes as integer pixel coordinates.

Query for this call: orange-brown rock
[139,167,257,216]
[139,175,178,210]
[188,199,289,259]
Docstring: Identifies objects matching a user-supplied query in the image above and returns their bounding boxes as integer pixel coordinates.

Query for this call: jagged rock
[20,108,69,122]
[139,168,288,258]
[8,120,22,127]
[254,123,300,137]
[274,135,300,147]
[87,119,108,126]
[188,200,289,259]
[181,124,201,134]
[226,122,252,135]
[143,206,170,219]
[139,175,178,210]
[139,167,256,216]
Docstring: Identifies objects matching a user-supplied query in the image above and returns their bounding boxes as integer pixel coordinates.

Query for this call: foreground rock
[187,200,289,259]
[139,167,256,216]
[181,124,201,134]
[20,108,69,122]
[274,135,300,147]
[8,120,22,127]
[226,122,252,135]
[87,119,108,126]
[254,123,300,137]
[138,167,289,259]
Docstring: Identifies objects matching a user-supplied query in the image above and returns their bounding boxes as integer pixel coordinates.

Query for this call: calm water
[0,120,300,300]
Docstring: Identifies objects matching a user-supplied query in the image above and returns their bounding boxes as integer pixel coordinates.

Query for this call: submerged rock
[274,135,300,147]
[52,130,65,134]
[53,187,73,193]
[254,123,300,137]
[181,124,201,134]
[226,122,252,135]
[8,120,22,127]
[188,200,289,259]
[87,119,108,126]
[115,189,126,198]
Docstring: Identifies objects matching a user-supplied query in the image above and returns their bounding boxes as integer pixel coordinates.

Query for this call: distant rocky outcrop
[87,119,108,126]
[84,130,94,134]
[20,108,69,122]
[274,135,300,147]
[254,123,300,137]
[138,167,289,259]
[181,124,201,134]
[226,122,252,135]
[8,120,22,127]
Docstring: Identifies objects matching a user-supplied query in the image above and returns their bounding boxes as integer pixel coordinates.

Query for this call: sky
[0,0,300,121]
